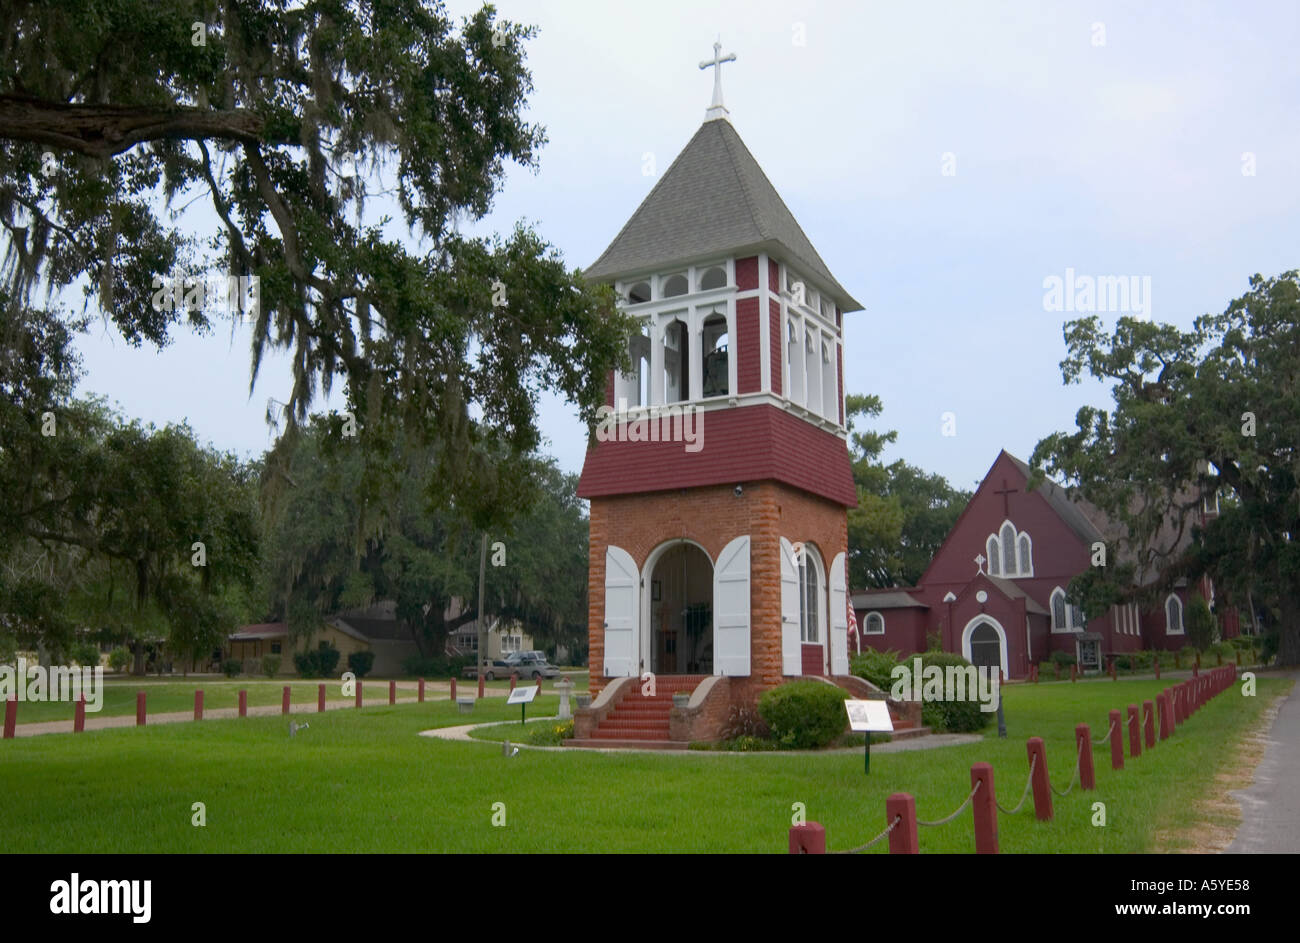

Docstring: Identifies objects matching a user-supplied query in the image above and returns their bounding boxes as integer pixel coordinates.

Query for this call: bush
[400,654,471,678]
[720,704,770,741]
[108,647,130,673]
[294,642,342,678]
[724,735,778,752]
[1049,650,1077,666]
[908,651,992,734]
[243,656,261,677]
[222,658,242,678]
[347,650,375,678]
[72,643,101,667]
[524,719,573,746]
[850,648,901,692]
[262,654,281,678]
[1185,594,1216,651]
[758,680,849,750]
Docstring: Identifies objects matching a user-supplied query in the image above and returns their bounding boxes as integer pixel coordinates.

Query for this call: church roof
[1004,452,1106,546]
[585,118,863,312]
[982,575,1050,615]
[852,589,928,609]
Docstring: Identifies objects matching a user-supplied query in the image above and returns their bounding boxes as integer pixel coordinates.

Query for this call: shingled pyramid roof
[585,117,862,312]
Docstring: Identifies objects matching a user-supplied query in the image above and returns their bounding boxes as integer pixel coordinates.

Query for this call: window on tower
[804,330,821,415]
[701,312,729,397]
[627,281,651,304]
[663,274,689,298]
[787,320,804,406]
[699,266,727,291]
[663,318,689,402]
[821,340,836,420]
[799,547,821,643]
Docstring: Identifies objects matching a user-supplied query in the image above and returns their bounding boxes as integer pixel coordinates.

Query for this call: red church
[852,450,1239,678]
[570,43,867,745]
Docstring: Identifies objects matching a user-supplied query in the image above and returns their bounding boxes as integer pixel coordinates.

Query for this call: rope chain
[1049,736,1086,798]
[831,815,901,854]
[995,752,1037,815]
[917,779,982,827]
[1097,719,1117,745]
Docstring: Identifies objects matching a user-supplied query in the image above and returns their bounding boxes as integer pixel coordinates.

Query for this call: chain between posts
[917,779,983,827]
[831,815,902,854]
[1097,718,1118,745]
[1049,736,1086,797]
[995,752,1037,815]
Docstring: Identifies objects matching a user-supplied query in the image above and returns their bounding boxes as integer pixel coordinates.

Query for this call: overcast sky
[71,0,1300,491]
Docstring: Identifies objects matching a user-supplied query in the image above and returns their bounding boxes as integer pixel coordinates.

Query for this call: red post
[282,685,291,715]
[389,680,396,705]
[1070,663,1077,682]
[355,680,363,708]
[1108,709,1124,770]
[1127,704,1141,758]
[970,763,999,853]
[2,697,14,738]
[195,689,204,721]
[1032,664,1039,683]
[1076,724,1095,790]
[450,677,457,701]
[1157,693,1172,739]
[1170,686,1182,726]
[536,677,543,695]
[510,672,518,692]
[317,683,326,713]
[477,675,485,698]
[1055,663,1061,681]
[1194,652,1200,675]
[886,793,920,854]
[1143,699,1155,748]
[1110,658,1117,681]
[136,691,146,727]
[418,678,425,703]
[74,695,86,733]
[1217,650,1222,666]
[1153,656,1160,680]
[238,689,247,718]
[789,822,826,854]
[1027,737,1053,821]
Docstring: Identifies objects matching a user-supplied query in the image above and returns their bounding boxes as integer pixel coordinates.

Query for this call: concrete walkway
[7,686,515,738]
[1226,671,1300,854]
[420,720,981,755]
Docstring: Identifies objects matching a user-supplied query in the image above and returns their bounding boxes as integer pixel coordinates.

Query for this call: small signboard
[845,699,893,733]
[507,686,538,705]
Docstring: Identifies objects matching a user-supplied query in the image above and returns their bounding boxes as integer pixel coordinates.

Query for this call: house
[228,602,421,676]
[446,615,532,662]
[852,450,1241,677]
[571,44,864,745]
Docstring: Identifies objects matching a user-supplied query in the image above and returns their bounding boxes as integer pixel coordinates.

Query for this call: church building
[570,44,866,745]
[853,450,1240,678]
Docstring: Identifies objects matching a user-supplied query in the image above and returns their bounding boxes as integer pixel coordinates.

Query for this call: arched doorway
[646,542,713,674]
[961,616,1008,676]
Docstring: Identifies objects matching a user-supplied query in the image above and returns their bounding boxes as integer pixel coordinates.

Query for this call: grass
[0,676,1287,853]
[6,674,588,724]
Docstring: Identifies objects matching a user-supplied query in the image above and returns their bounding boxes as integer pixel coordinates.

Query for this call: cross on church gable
[993,478,1017,518]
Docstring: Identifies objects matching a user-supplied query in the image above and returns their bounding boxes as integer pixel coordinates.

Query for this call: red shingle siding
[577,403,856,506]
[768,258,779,292]
[837,343,844,424]
[736,256,758,291]
[737,297,761,394]
[769,299,782,396]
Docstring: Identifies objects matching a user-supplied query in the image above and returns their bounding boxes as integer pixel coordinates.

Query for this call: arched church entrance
[968,622,1003,672]
[646,541,713,674]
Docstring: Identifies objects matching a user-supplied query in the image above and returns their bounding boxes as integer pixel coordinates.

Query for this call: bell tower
[574,41,863,740]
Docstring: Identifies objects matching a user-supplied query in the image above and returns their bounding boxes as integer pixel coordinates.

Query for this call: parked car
[502,651,562,679]
[462,659,511,681]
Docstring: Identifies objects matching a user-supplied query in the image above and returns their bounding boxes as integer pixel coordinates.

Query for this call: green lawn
[0,677,1287,853]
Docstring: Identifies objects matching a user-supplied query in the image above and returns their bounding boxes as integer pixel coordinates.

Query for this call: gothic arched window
[1165,594,1184,635]
[699,266,726,291]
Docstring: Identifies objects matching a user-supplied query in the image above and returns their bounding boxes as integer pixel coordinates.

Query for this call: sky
[70,0,1300,492]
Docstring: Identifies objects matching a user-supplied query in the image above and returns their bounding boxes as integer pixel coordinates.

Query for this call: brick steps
[564,737,694,750]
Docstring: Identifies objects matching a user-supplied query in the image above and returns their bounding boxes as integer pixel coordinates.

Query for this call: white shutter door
[829,552,849,675]
[713,536,751,676]
[603,545,638,677]
[780,537,802,675]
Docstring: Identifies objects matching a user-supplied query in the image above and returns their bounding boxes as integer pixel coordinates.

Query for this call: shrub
[108,647,130,673]
[850,648,901,692]
[72,643,101,667]
[347,650,375,678]
[243,656,261,677]
[294,642,342,678]
[1185,594,1216,651]
[262,654,281,678]
[400,654,472,678]
[1049,650,1077,666]
[524,719,573,746]
[758,680,849,750]
[720,704,770,741]
[724,735,778,752]
[907,651,993,734]
[222,658,242,678]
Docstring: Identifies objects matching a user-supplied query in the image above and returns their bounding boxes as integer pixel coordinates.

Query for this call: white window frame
[1165,593,1184,635]
[986,519,1033,578]
[1051,586,1085,633]
[864,611,885,636]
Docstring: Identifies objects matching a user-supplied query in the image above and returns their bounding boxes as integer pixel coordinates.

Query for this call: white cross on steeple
[699,37,737,121]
